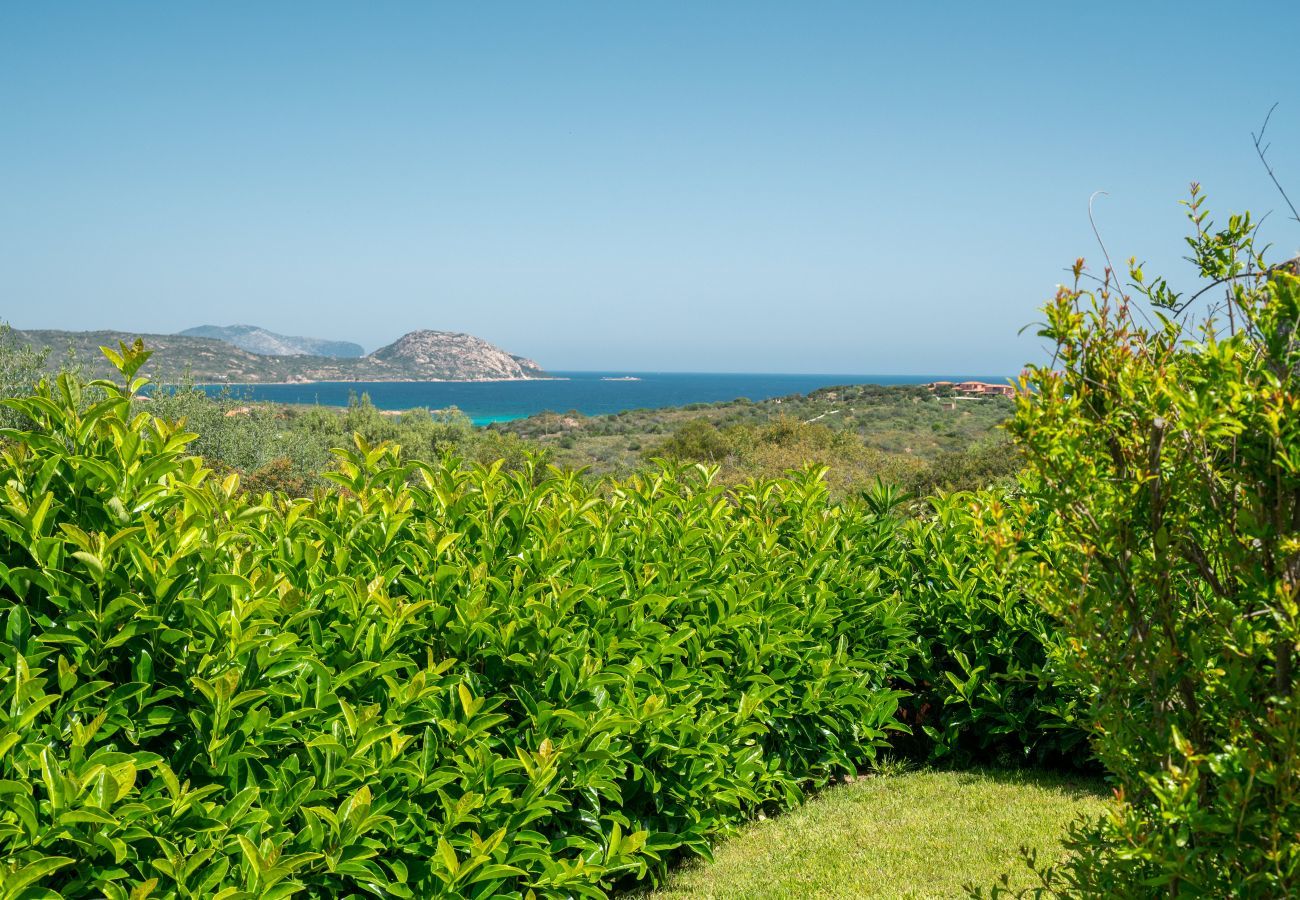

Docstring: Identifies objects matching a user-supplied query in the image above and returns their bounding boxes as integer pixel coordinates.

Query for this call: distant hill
[12,328,545,383]
[179,324,364,358]
[365,331,545,381]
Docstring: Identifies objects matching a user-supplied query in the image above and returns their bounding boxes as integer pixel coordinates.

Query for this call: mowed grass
[641,769,1107,900]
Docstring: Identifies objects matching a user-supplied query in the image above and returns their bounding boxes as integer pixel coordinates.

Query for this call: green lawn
[641,769,1106,900]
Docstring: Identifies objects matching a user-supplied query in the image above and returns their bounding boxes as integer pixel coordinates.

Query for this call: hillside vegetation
[489,383,1017,498]
[11,328,545,384]
[66,378,1018,506]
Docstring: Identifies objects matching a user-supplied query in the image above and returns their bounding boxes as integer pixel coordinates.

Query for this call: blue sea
[199,372,1009,425]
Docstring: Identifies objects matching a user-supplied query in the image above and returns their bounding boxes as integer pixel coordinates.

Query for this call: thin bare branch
[1253,103,1300,225]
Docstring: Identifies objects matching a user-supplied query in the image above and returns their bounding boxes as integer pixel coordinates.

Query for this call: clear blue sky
[2,2,1298,373]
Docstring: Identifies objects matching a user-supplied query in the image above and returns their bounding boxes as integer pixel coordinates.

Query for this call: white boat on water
[601,376,641,381]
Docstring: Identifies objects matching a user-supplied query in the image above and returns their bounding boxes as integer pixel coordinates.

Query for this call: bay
[199,371,1010,425]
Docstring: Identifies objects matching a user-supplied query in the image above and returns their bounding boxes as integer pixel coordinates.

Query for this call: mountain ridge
[179,324,364,358]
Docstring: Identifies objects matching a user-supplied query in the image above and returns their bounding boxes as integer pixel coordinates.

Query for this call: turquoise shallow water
[199,371,1011,425]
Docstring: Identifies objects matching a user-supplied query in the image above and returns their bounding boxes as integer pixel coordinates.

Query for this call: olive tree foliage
[141,384,539,495]
[145,381,336,482]
[0,326,50,430]
[986,186,1300,896]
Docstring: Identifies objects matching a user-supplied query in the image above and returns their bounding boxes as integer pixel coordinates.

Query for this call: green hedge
[0,349,912,899]
[890,490,1088,769]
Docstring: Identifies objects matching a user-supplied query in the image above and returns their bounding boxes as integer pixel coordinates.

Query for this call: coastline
[194,375,571,386]
[172,373,1004,422]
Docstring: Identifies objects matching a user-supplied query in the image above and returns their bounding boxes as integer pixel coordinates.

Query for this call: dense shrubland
[492,384,1017,496]
[654,416,928,497]
[125,380,1018,503]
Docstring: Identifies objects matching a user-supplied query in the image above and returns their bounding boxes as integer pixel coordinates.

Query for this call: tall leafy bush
[1001,190,1300,895]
